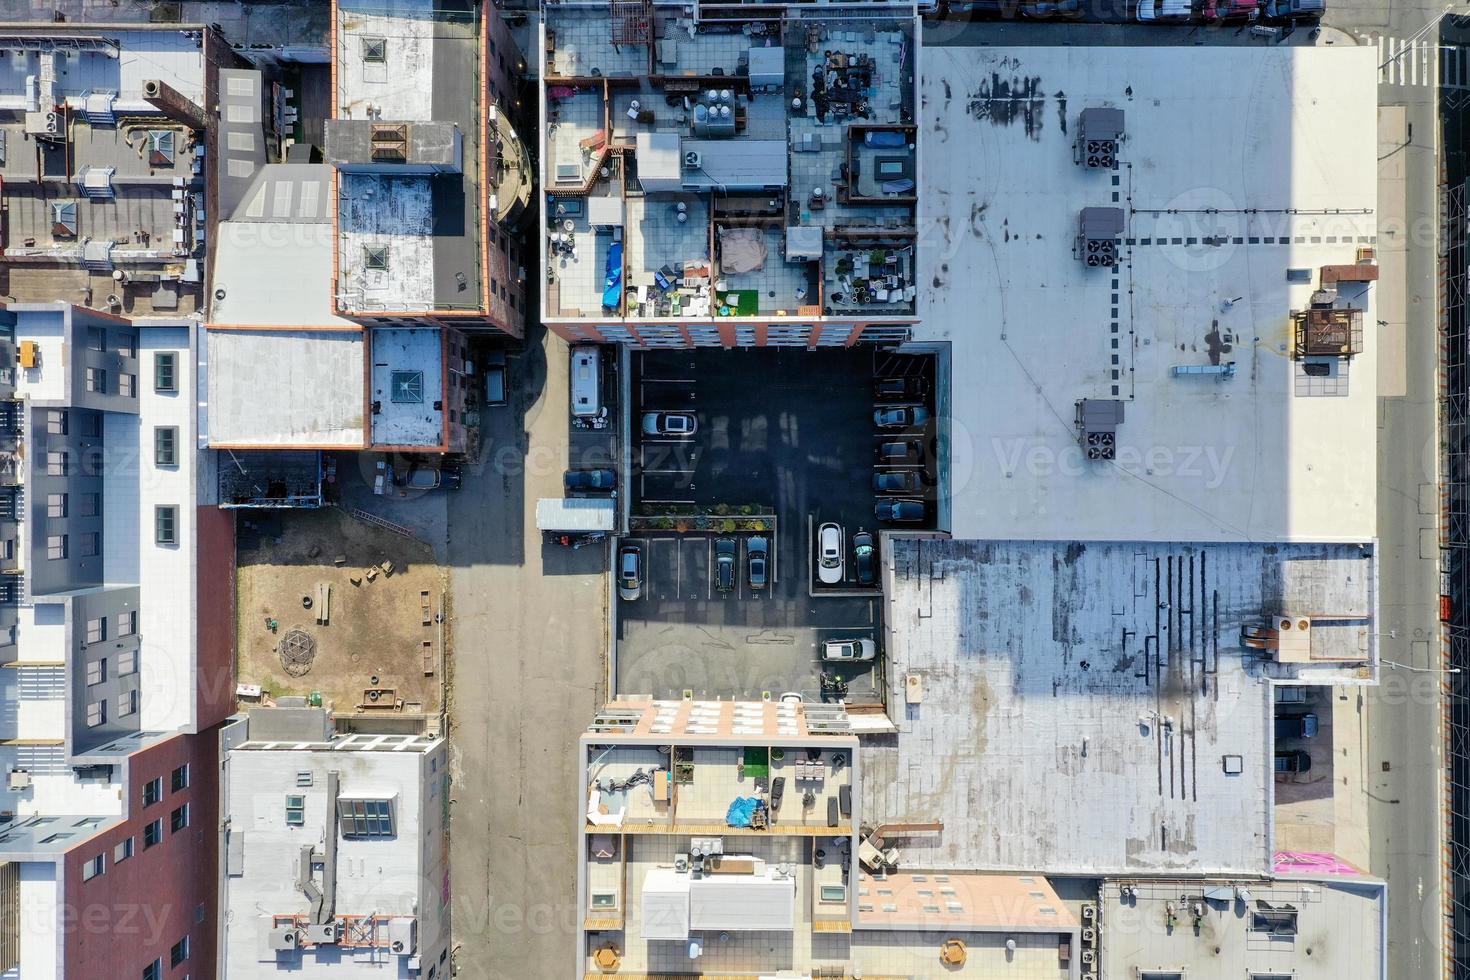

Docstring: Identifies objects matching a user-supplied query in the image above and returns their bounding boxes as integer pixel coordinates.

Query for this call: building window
[154,426,178,466]
[46,410,67,435]
[285,794,306,826]
[114,836,134,863]
[154,352,177,392]
[78,492,100,518]
[82,412,102,438]
[85,657,105,686]
[143,777,162,807]
[85,367,107,394]
[116,610,137,638]
[170,935,189,967]
[85,326,106,352]
[85,617,105,644]
[81,854,104,881]
[155,506,177,545]
[362,35,387,62]
[171,764,189,793]
[46,451,68,477]
[78,532,99,558]
[337,798,395,837]
[85,700,105,728]
[117,690,137,718]
[46,493,67,519]
[170,804,189,833]
[142,818,162,849]
[118,373,137,399]
[117,330,137,359]
[143,958,161,980]
[118,649,137,675]
[47,535,67,561]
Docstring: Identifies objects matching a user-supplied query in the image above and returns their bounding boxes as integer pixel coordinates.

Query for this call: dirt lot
[236,508,446,717]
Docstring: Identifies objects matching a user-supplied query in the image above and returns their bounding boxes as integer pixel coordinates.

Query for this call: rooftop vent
[147,129,175,167]
[363,244,390,272]
[1292,307,1363,359]
[370,123,408,163]
[50,201,77,239]
[389,370,424,404]
[1076,398,1125,461]
[1078,107,1124,169]
[1078,207,1125,267]
[361,36,387,64]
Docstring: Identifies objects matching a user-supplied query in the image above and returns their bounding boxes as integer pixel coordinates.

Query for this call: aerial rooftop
[916,44,1379,542]
[541,5,919,334]
[0,28,210,316]
[328,0,486,318]
[865,537,1376,876]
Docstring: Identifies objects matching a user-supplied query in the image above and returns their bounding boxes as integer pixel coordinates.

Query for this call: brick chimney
[142,78,208,131]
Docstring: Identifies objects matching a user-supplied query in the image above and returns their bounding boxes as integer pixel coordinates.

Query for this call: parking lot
[615,347,938,702]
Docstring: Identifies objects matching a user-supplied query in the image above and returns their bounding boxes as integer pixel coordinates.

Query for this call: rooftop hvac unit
[1076,398,1125,462]
[302,923,337,945]
[268,928,300,952]
[1078,107,1124,169]
[1078,207,1125,267]
[683,149,703,171]
[1081,927,1096,945]
[6,770,30,791]
[1080,949,1096,967]
[387,917,417,956]
[1081,903,1096,923]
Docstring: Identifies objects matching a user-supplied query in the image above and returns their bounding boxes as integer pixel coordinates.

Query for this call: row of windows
[142,765,190,806]
[49,506,178,556]
[85,612,137,645]
[85,689,136,727]
[140,933,189,980]
[43,425,181,474]
[84,644,137,683]
[46,492,101,519]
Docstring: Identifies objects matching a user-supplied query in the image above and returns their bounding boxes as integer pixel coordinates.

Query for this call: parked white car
[817,522,844,585]
[822,637,876,662]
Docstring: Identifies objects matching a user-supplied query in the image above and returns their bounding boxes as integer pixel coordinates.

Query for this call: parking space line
[706,538,713,600]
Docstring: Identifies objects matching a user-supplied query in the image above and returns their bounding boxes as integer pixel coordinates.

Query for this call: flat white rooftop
[335,0,438,121]
[864,538,1375,876]
[370,327,443,448]
[211,220,356,328]
[206,329,365,448]
[0,29,204,111]
[916,45,1379,542]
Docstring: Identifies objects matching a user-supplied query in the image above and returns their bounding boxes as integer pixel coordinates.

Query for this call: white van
[571,346,603,419]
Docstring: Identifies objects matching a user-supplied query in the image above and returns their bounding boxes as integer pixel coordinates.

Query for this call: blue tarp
[725,797,760,828]
[602,241,623,310]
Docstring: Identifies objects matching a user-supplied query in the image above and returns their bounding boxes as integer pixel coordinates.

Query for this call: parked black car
[715,537,737,592]
[1274,749,1312,774]
[875,499,926,523]
[564,468,617,495]
[853,530,876,586]
[875,375,928,401]
[876,439,924,465]
[874,470,920,493]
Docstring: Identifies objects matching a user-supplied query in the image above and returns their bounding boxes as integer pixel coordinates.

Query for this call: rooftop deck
[542,6,919,323]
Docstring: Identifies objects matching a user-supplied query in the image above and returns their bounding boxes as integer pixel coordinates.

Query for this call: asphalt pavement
[444,327,608,980]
